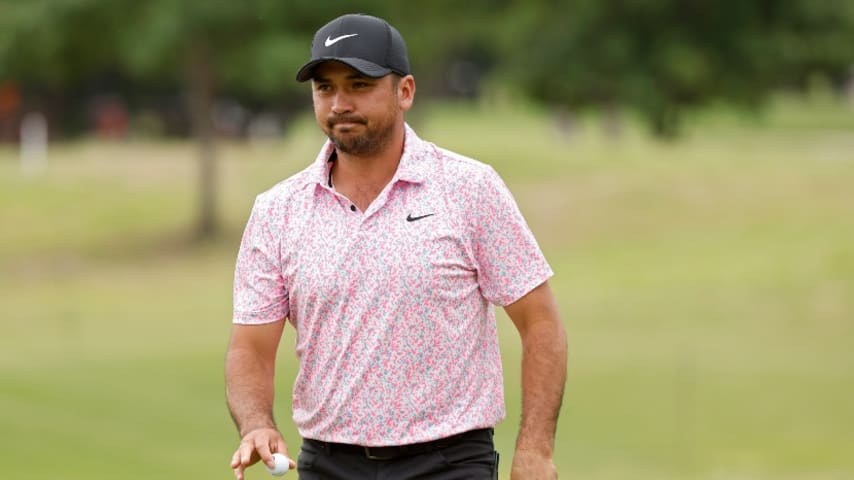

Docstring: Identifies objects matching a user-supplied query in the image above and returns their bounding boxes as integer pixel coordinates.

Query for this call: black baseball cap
[295,13,410,82]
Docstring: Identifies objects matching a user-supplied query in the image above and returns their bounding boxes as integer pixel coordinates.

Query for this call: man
[226,13,567,480]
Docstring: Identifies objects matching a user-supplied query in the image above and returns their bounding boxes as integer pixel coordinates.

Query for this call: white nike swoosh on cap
[325,34,359,47]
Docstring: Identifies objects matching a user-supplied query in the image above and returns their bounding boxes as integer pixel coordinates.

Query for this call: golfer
[226,13,567,480]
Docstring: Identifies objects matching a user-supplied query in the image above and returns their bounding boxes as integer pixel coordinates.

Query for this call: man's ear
[398,75,416,112]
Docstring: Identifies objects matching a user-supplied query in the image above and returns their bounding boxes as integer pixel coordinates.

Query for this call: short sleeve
[232,196,289,324]
[468,167,553,306]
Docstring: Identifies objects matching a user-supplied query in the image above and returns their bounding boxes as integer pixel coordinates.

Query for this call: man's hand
[511,449,558,480]
[230,427,295,480]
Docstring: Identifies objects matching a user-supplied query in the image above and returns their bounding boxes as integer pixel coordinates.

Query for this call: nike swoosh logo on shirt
[325,34,359,47]
[406,213,435,222]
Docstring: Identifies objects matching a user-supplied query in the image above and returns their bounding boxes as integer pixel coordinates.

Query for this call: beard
[325,108,398,157]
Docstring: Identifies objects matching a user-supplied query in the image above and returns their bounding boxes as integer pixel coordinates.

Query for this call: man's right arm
[225,321,294,479]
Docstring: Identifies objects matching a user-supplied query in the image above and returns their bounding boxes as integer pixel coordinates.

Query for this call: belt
[305,428,492,461]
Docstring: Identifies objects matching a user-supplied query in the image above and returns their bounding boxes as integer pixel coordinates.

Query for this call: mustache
[327,115,367,127]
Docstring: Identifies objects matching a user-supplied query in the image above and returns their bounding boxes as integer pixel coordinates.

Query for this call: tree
[5,0,850,155]
[0,0,516,236]
[1,0,349,236]
[111,0,308,237]
[499,0,854,137]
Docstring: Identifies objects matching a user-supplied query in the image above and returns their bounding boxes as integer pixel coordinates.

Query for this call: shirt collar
[308,123,432,188]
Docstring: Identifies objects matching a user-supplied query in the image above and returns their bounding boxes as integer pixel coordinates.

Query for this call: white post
[20,112,48,175]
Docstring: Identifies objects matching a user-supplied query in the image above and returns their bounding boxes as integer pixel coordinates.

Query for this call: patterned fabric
[233,124,553,446]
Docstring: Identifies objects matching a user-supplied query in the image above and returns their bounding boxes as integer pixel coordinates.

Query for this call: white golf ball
[265,452,290,476]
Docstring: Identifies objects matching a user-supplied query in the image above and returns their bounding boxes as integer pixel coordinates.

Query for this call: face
[311,62,414,157]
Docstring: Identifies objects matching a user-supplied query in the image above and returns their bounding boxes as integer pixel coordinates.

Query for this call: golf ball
[265,453,290,476]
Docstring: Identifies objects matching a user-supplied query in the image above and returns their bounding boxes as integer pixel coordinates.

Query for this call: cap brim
[295,58,393,82]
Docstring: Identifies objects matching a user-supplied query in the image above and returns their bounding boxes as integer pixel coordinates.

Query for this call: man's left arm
[504,280,568,479]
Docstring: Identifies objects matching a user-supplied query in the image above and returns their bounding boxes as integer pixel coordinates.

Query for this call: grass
[1,94,853,479]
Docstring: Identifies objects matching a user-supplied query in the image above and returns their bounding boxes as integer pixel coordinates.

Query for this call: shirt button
[350,205,357,212]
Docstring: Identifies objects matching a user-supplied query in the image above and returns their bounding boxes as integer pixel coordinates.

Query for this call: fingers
[230,428,289,478]
[231,441,256,480]
[229,450,242,479]
[231,451,246,480]
[254,434,275,469]
[232,461,245,480]
[274,437,296,469]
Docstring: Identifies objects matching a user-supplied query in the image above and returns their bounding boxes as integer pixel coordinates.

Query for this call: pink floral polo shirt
[233,124,553,446]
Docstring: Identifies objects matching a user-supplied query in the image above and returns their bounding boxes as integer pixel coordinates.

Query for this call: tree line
[2,0,852,235]
[3,0,852,134]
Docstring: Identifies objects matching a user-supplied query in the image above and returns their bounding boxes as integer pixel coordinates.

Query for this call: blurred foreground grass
[1,96,853,479]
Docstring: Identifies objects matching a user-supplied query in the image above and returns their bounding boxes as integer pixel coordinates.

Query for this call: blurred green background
[2,1,854,479]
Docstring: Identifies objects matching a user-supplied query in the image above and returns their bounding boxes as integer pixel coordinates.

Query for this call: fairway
[1,98,853,479]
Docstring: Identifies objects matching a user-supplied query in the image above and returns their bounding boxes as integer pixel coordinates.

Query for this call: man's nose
[331,91,353,114]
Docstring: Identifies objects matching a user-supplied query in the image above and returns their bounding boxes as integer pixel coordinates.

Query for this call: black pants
[297,429,499,480]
